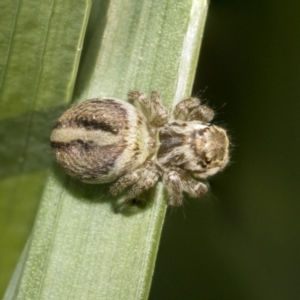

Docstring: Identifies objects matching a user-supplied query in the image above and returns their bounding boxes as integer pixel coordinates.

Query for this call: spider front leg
[128,90,168,126]
[181,175,208,199]
[173,97,214,122]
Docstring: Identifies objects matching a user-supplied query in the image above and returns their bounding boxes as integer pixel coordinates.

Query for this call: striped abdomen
[50,98,155,183]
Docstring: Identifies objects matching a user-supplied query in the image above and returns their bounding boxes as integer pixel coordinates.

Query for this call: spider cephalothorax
[50,91,230,212]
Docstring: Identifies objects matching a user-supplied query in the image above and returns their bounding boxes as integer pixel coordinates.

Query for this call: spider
[50,91,230,212]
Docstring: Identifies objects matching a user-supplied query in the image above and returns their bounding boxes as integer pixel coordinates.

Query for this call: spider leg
[113,164,160,212]
[128,90,152,119]
[162,170,183,206]
[128,90,168,126]
[110,170,141,196]
[150,91,168,126]
[181,175,208,198]
[173,97,214,122]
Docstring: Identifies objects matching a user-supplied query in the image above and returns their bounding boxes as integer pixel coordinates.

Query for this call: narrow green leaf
[0,0,91,296]
[5,0,208,299]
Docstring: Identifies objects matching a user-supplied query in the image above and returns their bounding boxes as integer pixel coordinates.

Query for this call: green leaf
[0,0,91,296]
[3,0,208,299]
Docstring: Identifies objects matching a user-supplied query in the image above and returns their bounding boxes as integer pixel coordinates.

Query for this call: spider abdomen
[50,98,155,183]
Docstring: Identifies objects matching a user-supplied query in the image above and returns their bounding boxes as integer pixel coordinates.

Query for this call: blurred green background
[150,0,300,299]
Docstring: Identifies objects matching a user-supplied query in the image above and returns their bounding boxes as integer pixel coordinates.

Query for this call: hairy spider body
[50,91,230,211]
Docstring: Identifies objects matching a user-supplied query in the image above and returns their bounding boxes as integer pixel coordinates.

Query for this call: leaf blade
[7,0,209,299]
[0,0,91,296]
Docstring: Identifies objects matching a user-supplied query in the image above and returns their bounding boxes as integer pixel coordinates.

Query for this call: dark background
[150,1,300,299]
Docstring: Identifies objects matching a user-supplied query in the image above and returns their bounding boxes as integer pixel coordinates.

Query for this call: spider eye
[205,157,212,165]
[198,161,207,168]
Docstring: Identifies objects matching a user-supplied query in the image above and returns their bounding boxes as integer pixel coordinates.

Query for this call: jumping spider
[50,91,230,212]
